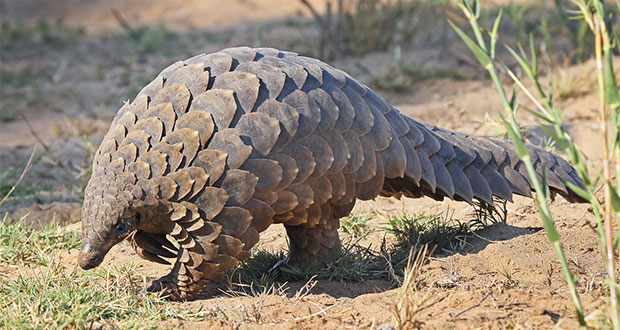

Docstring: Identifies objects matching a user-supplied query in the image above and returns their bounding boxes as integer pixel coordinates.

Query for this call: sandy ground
[0,0,614,328]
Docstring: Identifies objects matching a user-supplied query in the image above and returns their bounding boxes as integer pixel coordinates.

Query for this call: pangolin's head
[78,151,146,270]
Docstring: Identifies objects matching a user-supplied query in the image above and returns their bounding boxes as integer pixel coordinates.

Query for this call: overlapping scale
[352,135,378,183]
[162,128,201,166]
[154,141,183,172]
[208,128,252,169]
[379,129,407,179]
[192,149,227,185]
[343,85,374,136]
[256,99,299,151]
[356,152,385,200]
[175,110,214,148]
[120,130,150,156]
[219,169,258,206]
[236,61,286,100]
[242,198,274,232]
[212,207,252,237]
[302,135,334,179]
[307,88,338,136]
[138,150,167,178]
[283,90,320,140]
[240,159,283,196]
[266,153,298,191]
[203,52,233,76]
[137,76,164,99]
[212,71,260,113]
[105,123,127,147]
[165,63,210,96]
[193,186,228,220]
[323,84,354,131]
[236,112,281,156]
[283,143,315,184]
[221,46,257,65]
[127,160,150,180]
[190,89,237,130]
[323,130,349,175]
[143,102,176,135]
[258,56,308,93]
[287,183,314,210]
[213,235,244,258]
[342,130,363,173]
[151,84,191,116]
[271,191,298,214]
[182,167,209,199]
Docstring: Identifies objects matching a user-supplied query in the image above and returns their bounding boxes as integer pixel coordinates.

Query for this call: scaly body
[79,47,585,300]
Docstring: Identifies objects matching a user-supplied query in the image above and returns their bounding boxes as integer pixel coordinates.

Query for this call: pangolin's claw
[147,275,185,301]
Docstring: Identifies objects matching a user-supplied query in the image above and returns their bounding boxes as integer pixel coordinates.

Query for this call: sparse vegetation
[234,238,384,287]
[390,245,431,330]
[382,210,466,249]
[339,212,373,238]
[469,198,507,229]
[0,157,41,200]
[0,67,45,121]
[0,215,80,265]
[0,19,84,49]
[231,211,477,296]
[299,0,443,60]
[0,261,208,329]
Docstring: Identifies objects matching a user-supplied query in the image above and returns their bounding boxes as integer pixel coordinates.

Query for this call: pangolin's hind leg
[283,202,355,268]
[285,221,341,268]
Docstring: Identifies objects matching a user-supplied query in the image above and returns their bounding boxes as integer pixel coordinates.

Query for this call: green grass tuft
[339,212,373,239]
[382,210,465,249]
[0,215,80,266]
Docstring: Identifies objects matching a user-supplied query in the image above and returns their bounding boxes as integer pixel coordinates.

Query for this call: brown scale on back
[79,47,586,301]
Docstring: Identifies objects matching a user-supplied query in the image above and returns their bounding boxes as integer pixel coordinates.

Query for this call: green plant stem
[592,4,620,326]
[453,1,587,326]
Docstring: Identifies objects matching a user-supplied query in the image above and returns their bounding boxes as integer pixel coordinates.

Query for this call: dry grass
[390,244,433,329]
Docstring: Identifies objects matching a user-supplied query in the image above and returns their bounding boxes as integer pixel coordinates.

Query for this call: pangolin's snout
[78,241,105,270]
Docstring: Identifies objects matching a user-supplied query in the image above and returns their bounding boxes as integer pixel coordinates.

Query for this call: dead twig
[111,8,135,36]
[293,275,318,300]
[299,0,325,25]
[0,145,38,208]
[586,272,606,293]
[463,221,499,243]
[20,114,49,152]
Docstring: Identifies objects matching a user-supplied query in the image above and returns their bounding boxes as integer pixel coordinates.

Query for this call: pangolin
[78,46,585,300]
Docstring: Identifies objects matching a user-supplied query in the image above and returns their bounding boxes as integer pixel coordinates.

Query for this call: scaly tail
[381,116,586,204]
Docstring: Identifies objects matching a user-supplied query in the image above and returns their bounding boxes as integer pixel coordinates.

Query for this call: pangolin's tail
[380,116,586,204]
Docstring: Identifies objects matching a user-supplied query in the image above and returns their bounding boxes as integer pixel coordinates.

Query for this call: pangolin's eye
[135,213,141,224]
[116,221,127,233]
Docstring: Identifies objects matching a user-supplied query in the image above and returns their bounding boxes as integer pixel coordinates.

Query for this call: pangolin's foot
[147,274,192,301]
